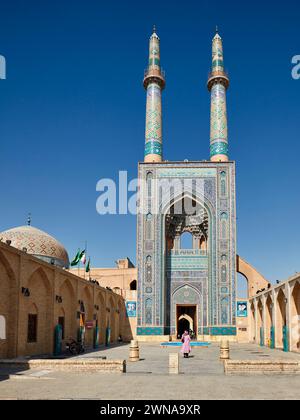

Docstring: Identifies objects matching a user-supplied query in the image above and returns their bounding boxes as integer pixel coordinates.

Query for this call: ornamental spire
[207,30,230,162]
[143,27,165,162]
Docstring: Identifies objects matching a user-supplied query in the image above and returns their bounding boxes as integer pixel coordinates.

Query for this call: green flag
[71,249,85,267]
[86,258,90,273]
[78,249,85,260]
[71,250,81,266]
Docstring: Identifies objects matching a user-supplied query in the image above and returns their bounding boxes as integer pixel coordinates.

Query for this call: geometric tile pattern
[203,327,237,336]
[210,84,228,159]
[0,225,69,268]
[137,162,237,336]
[145,83,162,157]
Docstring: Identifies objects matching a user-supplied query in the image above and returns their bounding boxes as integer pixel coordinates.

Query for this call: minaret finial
[153,24,156,33]
[216,25,218,33]
[27,213,31,226]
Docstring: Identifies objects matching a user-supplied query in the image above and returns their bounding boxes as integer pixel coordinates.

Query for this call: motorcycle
[66,338,85,355]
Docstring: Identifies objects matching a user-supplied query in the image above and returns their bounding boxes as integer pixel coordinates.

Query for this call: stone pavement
[0,343,299,400]
[76,342,300,375]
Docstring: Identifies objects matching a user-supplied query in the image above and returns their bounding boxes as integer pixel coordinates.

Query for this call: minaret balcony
[207,70,229,91]
[143,68,166,89]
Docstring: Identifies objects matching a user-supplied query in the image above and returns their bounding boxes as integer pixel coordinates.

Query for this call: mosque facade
[137,29,237,340]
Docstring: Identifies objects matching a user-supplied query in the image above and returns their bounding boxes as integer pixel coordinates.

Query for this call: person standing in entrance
[181,330,191,358]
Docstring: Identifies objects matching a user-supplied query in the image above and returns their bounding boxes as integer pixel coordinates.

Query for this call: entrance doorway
[176,305,197,339]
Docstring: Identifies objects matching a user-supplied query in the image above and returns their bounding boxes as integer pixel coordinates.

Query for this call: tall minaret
[207,29,230,162]
[143,26,165,163]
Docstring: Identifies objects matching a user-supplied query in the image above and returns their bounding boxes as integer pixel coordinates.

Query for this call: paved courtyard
[0,343,299,400]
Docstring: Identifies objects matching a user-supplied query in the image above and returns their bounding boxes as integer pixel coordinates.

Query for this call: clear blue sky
[0,0,299,285]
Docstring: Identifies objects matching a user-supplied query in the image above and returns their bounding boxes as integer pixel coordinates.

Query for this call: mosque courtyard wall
[249,274,300,353]
[69,259,138,341]
[0,241,132,359]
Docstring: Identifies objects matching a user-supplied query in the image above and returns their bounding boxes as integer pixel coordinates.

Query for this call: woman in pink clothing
[181,330,191,358]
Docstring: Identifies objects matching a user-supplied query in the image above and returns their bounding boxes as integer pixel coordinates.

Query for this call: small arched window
[180,232,193,249]
[28,314,38,343]
[130,280,137,291]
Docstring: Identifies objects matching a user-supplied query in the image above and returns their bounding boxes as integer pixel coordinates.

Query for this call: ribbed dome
[0,225,69,268]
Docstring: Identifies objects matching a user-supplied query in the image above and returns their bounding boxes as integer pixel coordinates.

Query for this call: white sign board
[0,316,6,339]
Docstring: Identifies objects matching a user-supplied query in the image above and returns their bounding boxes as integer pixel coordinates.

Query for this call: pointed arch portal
[177,310,196,338]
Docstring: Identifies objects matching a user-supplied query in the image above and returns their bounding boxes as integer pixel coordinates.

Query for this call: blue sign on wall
[126,301,136,317]
[237,301,247,318]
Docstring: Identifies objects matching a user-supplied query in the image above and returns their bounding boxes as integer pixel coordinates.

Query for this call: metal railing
[167,249,207,257]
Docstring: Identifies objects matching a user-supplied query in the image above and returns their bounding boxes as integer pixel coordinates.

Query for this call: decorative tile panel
[137,162,236,337]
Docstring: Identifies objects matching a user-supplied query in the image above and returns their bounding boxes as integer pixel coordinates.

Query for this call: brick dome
[0,225,69,268]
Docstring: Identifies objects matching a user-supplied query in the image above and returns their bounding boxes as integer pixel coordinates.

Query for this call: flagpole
[89,256,91,281]
[77,248,80,277]
[84,240,87,280]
